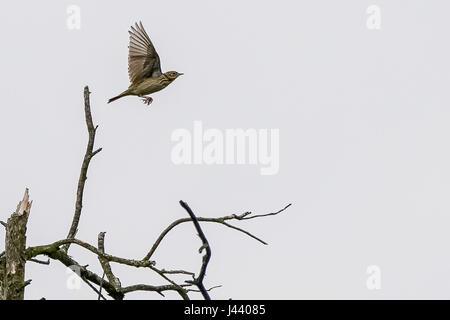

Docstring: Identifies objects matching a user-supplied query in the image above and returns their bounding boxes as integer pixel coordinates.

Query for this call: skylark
[108,21,182,105]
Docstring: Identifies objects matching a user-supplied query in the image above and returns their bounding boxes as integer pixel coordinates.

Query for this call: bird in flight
[108,21,183,105]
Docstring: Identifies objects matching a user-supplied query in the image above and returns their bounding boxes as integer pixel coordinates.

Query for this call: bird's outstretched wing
[128,21,162,85]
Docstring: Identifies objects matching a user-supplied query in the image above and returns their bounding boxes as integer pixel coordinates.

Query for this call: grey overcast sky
[1,0,450,299]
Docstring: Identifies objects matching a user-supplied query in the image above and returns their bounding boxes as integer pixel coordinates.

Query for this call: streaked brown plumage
[108,21,182,105]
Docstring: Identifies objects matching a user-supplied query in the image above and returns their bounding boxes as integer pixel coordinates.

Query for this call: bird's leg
[141,96,153,105]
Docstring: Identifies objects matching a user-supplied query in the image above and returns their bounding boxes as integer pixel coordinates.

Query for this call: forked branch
[179,200,211,300]
[63,86,102,252]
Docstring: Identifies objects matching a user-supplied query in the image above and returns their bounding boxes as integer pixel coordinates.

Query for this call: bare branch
[147,265,191,300]
[20,279,32,290]
[63,86,102,252]
[97,232,121,289]
[161,269,195,277]
[85,276,107,301]
[120,283,191,296]
[27,238,155,269]
[187,285,222,293]
[235,203,292,220]
[26,238,192,300]
[216,221,267,244]
[34,247,123,300]
[98,272,106,300]
[143,203,291,260]
[179,200,211,300]
[91,147,102,158]
[29,258,50,265]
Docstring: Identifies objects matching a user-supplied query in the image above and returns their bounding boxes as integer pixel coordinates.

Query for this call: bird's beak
[179,73,184,76]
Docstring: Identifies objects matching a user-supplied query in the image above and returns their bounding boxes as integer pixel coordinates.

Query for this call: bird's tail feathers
[108,90,130,104]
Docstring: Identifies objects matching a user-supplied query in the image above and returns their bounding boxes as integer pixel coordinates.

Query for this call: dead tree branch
[25,237,192,299]
[40,246,123,300]
[160,269,195,277]
[187,285,222,293]
[179,200,211,300]
[143,203,292,261]
[97,232,121,289]
[120,283,191,296]
[98,272,106,300]
[231,203,292,220]
[28,258,50,265]
[26,238,155,268]
[63,86,102,252]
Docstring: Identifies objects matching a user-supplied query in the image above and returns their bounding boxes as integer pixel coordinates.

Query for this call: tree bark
[1,188,32,300]
[0,253,5,300]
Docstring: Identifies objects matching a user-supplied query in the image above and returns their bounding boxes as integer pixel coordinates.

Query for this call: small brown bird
[108,21,183,105]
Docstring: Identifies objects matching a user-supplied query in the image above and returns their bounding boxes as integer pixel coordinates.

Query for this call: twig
[27,238,155,269]
[143,203,291,260]
[19,279,32,291]
[98,272,106,300]
[187,285,222,293]
[235,203,292,220]
[179,200,211,300]
[97,232,121,289]
[29,258,50,265]
[63,86,102,252]
[148,265,191,300]
[216,221,268,244]
[161,269,195,277]
[83,275,107,301]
